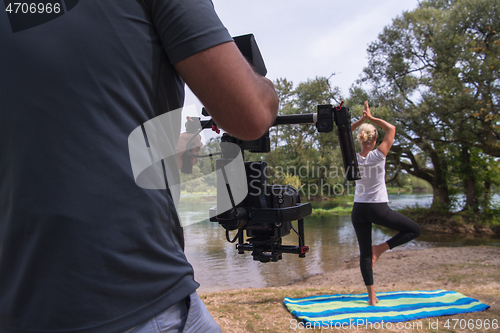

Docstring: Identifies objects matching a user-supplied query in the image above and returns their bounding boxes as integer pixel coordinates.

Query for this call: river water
[179,194,500,292]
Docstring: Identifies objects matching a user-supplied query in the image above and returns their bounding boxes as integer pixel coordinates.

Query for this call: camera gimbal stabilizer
[180,33,360,262]
[182,104,361,263]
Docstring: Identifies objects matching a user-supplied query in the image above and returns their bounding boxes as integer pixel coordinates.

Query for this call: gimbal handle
[272,113,316,126]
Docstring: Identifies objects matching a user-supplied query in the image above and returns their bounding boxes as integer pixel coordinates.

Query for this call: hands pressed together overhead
[362,100,373,122]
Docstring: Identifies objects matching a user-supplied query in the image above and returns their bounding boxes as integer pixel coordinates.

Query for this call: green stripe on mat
[284,290,490,325]
[286,294,466,313]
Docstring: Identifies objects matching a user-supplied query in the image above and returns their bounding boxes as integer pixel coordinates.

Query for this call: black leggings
[351,202,421,286]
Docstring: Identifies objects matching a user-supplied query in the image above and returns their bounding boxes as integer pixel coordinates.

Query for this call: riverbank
[199,246,500,332]
[401,207,500,236]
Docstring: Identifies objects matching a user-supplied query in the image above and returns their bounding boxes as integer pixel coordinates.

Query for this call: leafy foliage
[359,0,500,211]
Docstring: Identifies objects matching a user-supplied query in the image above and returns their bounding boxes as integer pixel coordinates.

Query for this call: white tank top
[354,149,389,203]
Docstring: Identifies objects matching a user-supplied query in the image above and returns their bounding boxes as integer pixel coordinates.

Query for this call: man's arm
[174,41,279,141]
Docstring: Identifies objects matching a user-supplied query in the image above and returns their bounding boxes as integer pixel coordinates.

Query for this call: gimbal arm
[184,104,360,180]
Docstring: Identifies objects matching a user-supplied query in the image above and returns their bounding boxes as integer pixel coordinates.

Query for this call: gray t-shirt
[0,1,231,332]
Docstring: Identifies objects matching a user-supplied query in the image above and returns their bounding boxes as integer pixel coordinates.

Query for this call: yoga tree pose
[350,101,421,306]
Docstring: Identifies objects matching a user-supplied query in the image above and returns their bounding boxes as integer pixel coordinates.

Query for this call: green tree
[361,0,500,211]
[263,77,347,197]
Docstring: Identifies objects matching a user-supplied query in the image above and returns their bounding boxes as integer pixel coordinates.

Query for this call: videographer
[0,1,278,333]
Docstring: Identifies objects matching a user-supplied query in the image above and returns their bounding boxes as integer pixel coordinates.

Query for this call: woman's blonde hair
[357,123,378,144]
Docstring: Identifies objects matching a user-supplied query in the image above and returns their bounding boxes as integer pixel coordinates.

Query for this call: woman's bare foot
[368,296,379,306]
[366,285,379,306]
[372,242,390,267]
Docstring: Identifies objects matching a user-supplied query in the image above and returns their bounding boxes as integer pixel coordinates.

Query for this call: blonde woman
[350,101,421,306]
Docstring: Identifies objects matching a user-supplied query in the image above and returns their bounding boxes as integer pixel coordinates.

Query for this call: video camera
[181,34,361,263]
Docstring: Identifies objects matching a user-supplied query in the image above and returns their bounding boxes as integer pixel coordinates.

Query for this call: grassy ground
[200,246,500,332]
[310,206,353,216]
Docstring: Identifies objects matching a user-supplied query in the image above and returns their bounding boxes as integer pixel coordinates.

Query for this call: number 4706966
[5,2,61,14]
[444,319,498,330]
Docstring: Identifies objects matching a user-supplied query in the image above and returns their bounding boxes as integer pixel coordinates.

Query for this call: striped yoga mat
[284,290,489,325]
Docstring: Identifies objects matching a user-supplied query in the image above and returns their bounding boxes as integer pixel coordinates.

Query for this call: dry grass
[199,246,500,332]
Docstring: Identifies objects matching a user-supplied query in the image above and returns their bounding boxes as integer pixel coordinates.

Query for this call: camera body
[209,137,311,262]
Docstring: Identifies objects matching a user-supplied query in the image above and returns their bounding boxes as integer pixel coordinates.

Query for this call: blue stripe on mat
[284,290,452,304]
[284,290,490,325]
[297,298,479,317]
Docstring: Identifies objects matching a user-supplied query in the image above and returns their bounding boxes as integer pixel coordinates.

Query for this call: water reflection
[179,194,499,292]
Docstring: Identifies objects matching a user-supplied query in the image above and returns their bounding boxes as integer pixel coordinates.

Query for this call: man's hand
[176,133,203,170]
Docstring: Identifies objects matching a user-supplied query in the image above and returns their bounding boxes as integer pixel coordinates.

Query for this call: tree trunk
[428,147,450,210]
[461,147,478,212]
[395,146,451,210]
[431,183,450,209]
[484,180,492,209]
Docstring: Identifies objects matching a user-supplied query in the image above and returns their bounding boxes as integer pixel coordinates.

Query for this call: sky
[183,0,420,139]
